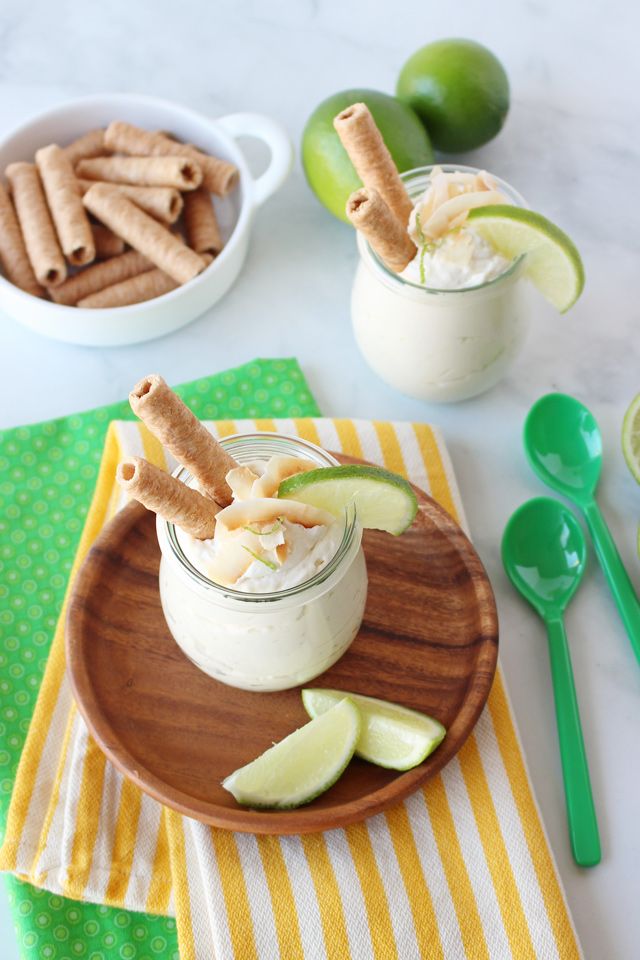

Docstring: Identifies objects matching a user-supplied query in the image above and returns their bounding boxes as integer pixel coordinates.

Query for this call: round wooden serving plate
[66,455,498,835]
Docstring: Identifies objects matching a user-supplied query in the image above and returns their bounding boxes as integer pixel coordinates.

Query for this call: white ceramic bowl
[0,93,293,346]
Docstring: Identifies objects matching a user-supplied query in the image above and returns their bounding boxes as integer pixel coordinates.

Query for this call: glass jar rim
[359,163,527,296]
[159,432,361,604]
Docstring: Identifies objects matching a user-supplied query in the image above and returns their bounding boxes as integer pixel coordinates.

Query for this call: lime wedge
[467,205,585,312]
[622,393,640,484]
[302,689,446,771]
[222,699,360,809]
[277,464,418,535]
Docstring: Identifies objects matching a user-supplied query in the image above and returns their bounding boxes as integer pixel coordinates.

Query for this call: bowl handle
[217,113,293,207]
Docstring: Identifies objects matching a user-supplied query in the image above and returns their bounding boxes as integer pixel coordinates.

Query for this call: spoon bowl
[524,393,602,504]
[502,497,587,616]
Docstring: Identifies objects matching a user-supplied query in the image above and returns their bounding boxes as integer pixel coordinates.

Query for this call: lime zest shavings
[242,546,278,571]
[419,243,427,285]
[242,519,284,536]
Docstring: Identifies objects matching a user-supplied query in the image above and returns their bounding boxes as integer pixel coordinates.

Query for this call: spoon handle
[583,501,640,666]
[546,616,601,867]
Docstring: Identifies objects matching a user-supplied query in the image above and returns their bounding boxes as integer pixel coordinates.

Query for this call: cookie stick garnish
[63,129,109,166]
[0,183,44,297]
[36,144,96,266]
[183,188,223,256]
[91,224,125,260]
[334,102,414,228]
[48,250,154,305]
[83,183,206,284]
[129,374,237,507]
[76,180,183,225]
[104,121,239,196]
[78,255,212,308]
[346,187,416,273]
[76,155,203,191]
[116,458,219,539]
[6,162,67,287]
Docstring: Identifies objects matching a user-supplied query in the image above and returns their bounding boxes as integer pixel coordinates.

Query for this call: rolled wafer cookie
[6,162,67,287]
[334,102,414,228]
[77,155,202,191]
[36,144,95,266]
[183,188,223,255]
[104,121,239,196]
[63,129,108,166]
[83,183,206,284]
[78,254,212,308]
[346,187,416,273]
[76,179,183,224]
[117,457,219,540]
[92,224,125,259]
[78,267,178,308]
[48,250,153,306]
[129,374,237,506]
[0,184,44,296]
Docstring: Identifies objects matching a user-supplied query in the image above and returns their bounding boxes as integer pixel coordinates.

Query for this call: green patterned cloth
[0,358,320,960]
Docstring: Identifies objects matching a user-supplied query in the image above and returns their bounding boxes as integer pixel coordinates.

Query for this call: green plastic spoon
[524,392,640,666]
[502,497,601,867]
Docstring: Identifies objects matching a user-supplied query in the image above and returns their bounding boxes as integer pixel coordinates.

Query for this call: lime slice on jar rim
[277,464,418,536]
[467,204,585,313]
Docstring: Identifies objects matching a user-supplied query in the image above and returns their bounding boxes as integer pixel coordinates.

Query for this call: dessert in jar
[157,435,367,692]
[333,103,531,403]
[116,375,367,693]
[351,165,531,403]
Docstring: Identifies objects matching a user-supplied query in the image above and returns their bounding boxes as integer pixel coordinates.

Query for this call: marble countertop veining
[1,1,639,958]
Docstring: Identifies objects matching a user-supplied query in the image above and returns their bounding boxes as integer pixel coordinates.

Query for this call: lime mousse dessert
[116,374,418,693]
[330,102,583,402]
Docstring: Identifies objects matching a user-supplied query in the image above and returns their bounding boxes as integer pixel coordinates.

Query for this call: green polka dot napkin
[0,358,320,960]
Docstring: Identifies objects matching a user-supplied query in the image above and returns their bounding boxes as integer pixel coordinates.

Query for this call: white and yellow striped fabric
[0,418,582,960]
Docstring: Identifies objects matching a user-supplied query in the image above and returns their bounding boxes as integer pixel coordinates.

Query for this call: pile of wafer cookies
[0,122,239,308]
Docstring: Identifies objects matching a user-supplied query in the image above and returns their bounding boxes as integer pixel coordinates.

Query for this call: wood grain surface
[66,455,498,834]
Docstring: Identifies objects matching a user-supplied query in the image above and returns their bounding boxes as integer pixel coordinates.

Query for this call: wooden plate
[66,455,498,835]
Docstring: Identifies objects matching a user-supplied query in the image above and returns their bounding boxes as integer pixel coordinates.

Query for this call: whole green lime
[396,39,509,152]
[302,88,433,223]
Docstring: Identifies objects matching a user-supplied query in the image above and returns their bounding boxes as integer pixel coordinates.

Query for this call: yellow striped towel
[0,418,583,959]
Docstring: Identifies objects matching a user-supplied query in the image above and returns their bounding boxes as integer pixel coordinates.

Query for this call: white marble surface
[1,1,639,957]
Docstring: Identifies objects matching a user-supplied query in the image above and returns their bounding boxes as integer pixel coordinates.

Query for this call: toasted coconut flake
[250,456,316,499]
[475,170,498,191]
[205,530,259,586]
[422,190,509,239]
[409,168,509,245]
[214,497,335,540]
[226,465,260,500]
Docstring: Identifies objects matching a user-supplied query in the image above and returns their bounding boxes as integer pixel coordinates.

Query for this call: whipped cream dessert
[351,164,531,403]
[157,441,368,691]
[401,167,510,290]
[400,230,509,290]
[176,456,344,593]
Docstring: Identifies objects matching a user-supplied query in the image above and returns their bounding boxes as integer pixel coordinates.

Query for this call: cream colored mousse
[175,455,344,592]
[351,164,530,403]
[401,166,511,289]
[159,450,367,691]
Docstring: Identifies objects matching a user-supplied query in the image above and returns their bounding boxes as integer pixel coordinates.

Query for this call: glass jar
[157,433,368,692]
[351,164,532,403]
